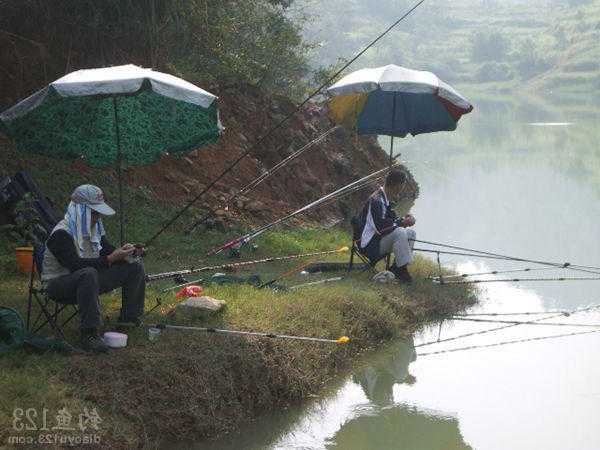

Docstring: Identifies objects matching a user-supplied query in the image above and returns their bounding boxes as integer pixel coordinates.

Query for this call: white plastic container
[102,332,128,348]
[148,327,161,342]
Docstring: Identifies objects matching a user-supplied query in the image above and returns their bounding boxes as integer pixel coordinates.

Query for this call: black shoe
[80,331,109,353]
[391,264,413,284]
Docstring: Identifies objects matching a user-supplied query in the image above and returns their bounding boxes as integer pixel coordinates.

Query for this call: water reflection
[352,337,417,406]
[327,405,472,450]
[201,93,600,449]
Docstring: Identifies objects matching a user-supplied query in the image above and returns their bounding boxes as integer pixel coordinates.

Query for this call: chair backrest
[350,216,362,242]
[32,246,45,281]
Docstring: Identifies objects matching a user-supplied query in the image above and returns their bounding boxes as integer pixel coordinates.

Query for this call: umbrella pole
[389,92,397,168]
[112,95,124,245]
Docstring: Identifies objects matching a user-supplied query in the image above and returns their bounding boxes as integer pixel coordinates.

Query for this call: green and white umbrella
[0,64,222,242]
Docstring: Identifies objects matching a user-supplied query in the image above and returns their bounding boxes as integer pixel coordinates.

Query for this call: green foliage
[0,0,310,109]
[1,194,47,248]
[471,31,511,62]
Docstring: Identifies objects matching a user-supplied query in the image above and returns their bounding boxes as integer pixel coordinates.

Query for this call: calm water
[200,94,600,450]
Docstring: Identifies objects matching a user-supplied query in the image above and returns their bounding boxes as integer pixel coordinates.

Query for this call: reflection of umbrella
[0,64,221,243]
[327,64,473,165]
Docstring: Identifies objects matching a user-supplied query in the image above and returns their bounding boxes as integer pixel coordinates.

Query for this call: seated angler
[356,169,416,283]
[41,185,146,353]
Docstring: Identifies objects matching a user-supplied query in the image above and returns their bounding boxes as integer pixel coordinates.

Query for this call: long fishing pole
[415,239,600,275]
[289,277,344,290]
[416,303,600,349]
[188,126,341,232]
[449,316,600,328]
[145,0,427,247]
[430,267,563,280]
[417,329,600,357]
[454,303,600,317]
[415,312,569,348]
[435,276,600,285]
[148,246,349,284]
[259,259,320,288]
[155,323,351,344]
[207,165,397,256]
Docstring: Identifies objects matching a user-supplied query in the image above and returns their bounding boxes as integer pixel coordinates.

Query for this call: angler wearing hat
[42,185,146,353]
[356,169,416,283]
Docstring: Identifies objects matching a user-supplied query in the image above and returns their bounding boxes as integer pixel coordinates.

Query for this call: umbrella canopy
[0,64,221,166]
[0,64,222,243]
[327,64,473,138]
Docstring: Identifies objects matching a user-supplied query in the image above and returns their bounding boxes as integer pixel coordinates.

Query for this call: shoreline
[0,242,476,448]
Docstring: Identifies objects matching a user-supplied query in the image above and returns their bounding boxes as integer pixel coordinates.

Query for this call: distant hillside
[294,0,600,96]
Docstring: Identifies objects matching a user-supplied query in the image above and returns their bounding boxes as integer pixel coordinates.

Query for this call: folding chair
[348,217,391,272]
[26,246,79,341]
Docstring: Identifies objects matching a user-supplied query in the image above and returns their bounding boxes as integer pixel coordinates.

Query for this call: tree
[470,30,510,62]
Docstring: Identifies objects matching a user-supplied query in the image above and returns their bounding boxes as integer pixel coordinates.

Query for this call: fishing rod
[259,259,321,288]
[434,276,600,285]
[417,329,600,357]
[188,126,341,232]
[414,239,600,275]
[416,304,600,349]
[207,165,397,256]
[148,246,349,284]
[154,323,351,344]
[454,303,600,317]
[145,0,427,247]
[430,267,564,280]
[449,317,600,328]
[415,312,569,348]
[289,277,344,290]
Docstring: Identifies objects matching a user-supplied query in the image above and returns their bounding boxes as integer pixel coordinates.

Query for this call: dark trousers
[46,262,146,330]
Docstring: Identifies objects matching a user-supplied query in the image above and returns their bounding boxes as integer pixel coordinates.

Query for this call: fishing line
[145,0,428,246]
[187,125,341,232]
[417,329,600,357]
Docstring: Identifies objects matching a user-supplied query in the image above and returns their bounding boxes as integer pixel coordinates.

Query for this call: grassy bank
[0,223,476,448]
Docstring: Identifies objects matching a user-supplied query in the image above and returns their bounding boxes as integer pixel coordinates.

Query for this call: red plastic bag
[175,285,203,299]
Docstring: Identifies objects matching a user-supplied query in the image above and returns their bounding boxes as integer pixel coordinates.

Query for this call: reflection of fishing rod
[155,323,350,344]
[188,126,341,232]
[208,165,397,256]
[147,247,349,284]
[145,0,427,246]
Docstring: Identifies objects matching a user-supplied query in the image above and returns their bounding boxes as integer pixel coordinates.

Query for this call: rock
[372,270,396,284]
[175,296,226,318]
[214,209,228,217]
